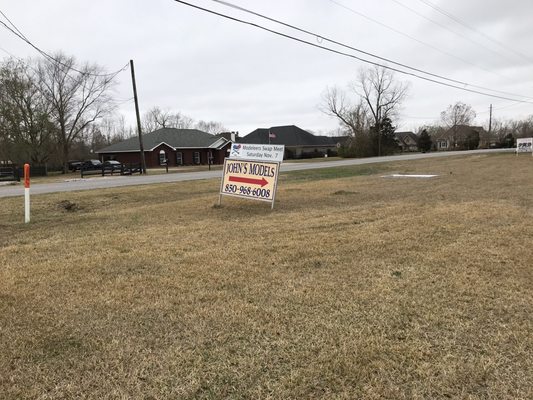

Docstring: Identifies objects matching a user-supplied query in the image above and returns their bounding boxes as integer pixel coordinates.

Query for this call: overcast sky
[1,0,532,135]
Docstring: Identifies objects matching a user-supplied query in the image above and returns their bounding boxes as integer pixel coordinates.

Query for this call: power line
[0,44,124,99]
[477,101,529,115]
[173,0,533,104]
[0,12,129,78]
[208,0,532,100]
[324,0,510,83]
[209,0,461,87]
[389,0,511,64]
[0,9,29,42]
[0,45,135,114]
[417,0,533,64]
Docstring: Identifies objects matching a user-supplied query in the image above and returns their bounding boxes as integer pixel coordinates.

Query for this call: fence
[17,165,47,177]
[0,165,20,182]
[80,163,143,178]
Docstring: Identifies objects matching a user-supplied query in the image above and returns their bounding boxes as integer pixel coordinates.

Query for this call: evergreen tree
[418,129,432,152]
[370,117,398,156]
[464,130,480,150]
[503,133,514,148]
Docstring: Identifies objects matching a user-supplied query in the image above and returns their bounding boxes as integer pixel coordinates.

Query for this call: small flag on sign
[268,131,276,139]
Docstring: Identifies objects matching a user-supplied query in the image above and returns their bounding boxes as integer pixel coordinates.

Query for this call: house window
[193,151,201,165]
[438,141,447,149]
[159,150,167,165]
[176,152,183,165]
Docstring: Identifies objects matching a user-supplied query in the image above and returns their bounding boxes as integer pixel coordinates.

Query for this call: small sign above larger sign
[229,143,285,163]
[219,158,280,208]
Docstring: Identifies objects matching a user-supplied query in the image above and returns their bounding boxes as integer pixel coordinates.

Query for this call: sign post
[24,163,30,223]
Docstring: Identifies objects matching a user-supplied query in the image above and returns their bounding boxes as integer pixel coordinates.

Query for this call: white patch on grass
[382,174,438,178]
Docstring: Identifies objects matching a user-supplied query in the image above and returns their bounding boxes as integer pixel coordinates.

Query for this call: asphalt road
[0,148,513,198]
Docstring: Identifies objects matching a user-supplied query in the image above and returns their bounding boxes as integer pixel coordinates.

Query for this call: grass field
[0,153,532,399]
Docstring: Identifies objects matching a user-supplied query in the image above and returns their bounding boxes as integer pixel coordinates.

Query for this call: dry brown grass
[0,153,532,399]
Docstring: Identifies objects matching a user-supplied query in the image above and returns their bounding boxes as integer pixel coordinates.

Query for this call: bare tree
[440,102,476,148]
[321,86,369,138]
[141,107,227,134]
[195,120,227,134]
[0,59,55,164]
[114,114,135,142]
[96,115,134,144]
[36,53,116,172]
[513,115,533,138]
[142,106,195,133]
[322,66,408,156]
[357,66,409,156]
[490,118,512,145]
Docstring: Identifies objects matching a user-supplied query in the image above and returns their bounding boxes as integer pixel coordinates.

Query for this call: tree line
[0,54,226,172]
[322,65,533,157]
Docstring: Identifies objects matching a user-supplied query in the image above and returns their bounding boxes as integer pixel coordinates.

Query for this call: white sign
[229,143,285,163]
[219,159,280,209]
[516,137,533,154]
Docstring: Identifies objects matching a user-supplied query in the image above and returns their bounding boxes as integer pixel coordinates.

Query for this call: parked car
[103,160,123,172]
[82,159,102,170]
[68,160,82,171]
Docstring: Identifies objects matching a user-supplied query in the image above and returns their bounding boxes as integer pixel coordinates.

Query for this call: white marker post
[24,163,30,223]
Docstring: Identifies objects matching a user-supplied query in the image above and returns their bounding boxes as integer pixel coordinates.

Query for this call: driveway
[0,149,513,198]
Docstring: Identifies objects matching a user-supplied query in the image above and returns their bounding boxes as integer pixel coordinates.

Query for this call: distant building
[434,125,493,150]
[96,128,230,168]
[240,125,341,159]
[394,131,419,152]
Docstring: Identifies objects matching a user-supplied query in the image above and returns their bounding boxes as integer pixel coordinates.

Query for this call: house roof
[436,125,486,140]
[96,128,229,153]
[395,131,418,146]
[240,125,337,147]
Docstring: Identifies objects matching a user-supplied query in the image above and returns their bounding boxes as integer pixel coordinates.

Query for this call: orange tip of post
[24,163,30,188]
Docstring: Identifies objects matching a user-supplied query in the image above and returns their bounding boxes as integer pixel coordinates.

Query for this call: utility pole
[488,104,493,135]
[130,59,147,174]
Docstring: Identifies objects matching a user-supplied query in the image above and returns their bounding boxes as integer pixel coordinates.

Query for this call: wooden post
[488,104,492,136]
[130,60,147,174]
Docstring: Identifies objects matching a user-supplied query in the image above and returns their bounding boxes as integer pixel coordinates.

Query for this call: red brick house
[96,128,231,168]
